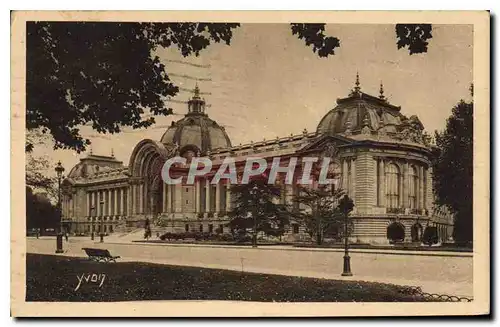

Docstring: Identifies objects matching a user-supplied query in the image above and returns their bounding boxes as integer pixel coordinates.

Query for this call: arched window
[408,165,418,209]
[385,163,400,208]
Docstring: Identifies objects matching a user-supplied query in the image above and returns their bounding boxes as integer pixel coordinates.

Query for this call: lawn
[26,254,437,302]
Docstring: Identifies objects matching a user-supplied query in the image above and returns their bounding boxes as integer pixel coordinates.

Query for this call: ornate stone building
[61,77,454,244]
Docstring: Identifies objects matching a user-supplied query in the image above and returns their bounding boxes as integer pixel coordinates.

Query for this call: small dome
[317,77,411,135]
[160,86,232,154]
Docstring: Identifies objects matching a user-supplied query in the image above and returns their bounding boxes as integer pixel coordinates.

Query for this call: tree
[26,130,58,203]
[292,184,350,245]
[228,176,290,246]
[432,86,473,244]
[27,22,240,152]
[26,186,59,232]
[27,22,432,153]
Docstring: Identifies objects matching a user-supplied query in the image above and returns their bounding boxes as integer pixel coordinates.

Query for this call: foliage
[26,186,59,231]
[290,24,341,57]
[395,24,433,55]
[432,92,473,243]
[25,130,57,201]
[227,176,290,246]
[292,184,349,245]
[422,226,439,246]
[387,222,405,243]
[26,22,240,152]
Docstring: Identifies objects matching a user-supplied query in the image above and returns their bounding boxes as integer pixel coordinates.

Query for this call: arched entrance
[128,139,170,221]
[387,222,405,243]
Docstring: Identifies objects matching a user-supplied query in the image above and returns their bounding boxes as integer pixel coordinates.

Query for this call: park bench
[82,248,120,263]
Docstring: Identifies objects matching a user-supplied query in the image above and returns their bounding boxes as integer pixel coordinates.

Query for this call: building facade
[61,77,454,244]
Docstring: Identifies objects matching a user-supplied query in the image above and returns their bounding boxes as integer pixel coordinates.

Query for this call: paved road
[27,237,473,298]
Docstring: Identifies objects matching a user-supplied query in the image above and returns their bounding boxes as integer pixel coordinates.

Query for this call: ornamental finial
[354,72,361,93]
[194,83,200,98]
[379,81,385,100]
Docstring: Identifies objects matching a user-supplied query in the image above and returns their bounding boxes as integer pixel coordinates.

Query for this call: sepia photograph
[10,11,490,317]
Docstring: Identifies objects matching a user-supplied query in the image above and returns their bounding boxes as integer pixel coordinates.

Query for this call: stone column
[342,159,348,191]
[205,179,211,212]
[139,183,144,214]
[174,183,182,213]
[195,179,201,213]
[107,189,112,216]
[113,189,118,216]
[130,184,135,215]
[86,192,90,216]
[91,192,95,216]
[226,184,231,211]
[166,184,172,213]
[350,158,356,201]
[215,182,221,213]
[379,158,385,207]
[401,163,407,208]
[96,191,101,216]
[162,182,167,213]
[419,166,424,209]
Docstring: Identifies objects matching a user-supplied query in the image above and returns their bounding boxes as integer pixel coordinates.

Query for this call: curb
[104,241,473,258]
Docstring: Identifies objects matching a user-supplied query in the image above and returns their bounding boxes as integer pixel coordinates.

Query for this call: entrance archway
[387,222,405,243]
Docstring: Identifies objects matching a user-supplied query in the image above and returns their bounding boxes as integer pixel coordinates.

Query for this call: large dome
[317,77,421,135]
[160,86,232,154]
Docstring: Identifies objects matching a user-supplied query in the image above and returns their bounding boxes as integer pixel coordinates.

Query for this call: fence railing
[399,285,473,302]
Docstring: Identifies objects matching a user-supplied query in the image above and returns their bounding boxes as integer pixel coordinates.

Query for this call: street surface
[26,237,473,298]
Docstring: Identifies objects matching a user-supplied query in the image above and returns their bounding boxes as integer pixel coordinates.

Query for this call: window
[209,224,214,233]
[408,165,418,209]
[292,223,299,234]
[185,224,189,232]
[199,224,203,232]
[385,163,400,209]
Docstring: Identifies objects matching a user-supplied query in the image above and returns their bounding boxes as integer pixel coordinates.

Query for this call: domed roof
[317,76,419,135]
[160,86,232,154]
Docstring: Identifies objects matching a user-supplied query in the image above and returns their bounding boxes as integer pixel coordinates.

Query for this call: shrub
[422,226,439,246]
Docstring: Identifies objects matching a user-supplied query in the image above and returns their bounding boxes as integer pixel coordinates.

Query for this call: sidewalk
[116,239,473,258]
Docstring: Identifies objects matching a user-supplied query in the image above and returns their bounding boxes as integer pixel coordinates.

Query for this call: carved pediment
[296,134,352,156]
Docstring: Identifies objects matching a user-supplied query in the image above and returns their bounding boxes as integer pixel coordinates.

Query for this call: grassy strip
[26,254,436,302]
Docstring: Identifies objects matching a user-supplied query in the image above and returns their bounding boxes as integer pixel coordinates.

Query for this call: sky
[32,23,473,177]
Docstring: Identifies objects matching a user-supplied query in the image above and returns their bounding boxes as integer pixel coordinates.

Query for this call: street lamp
[339,194,354,276]
[54,161,65,254]
[99,200,105,242]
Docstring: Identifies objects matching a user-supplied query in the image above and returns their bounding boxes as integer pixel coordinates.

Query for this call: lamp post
[54,161,65,253]
[99,200,105,242]
[90,206,95,240]
[339,194,354,276]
